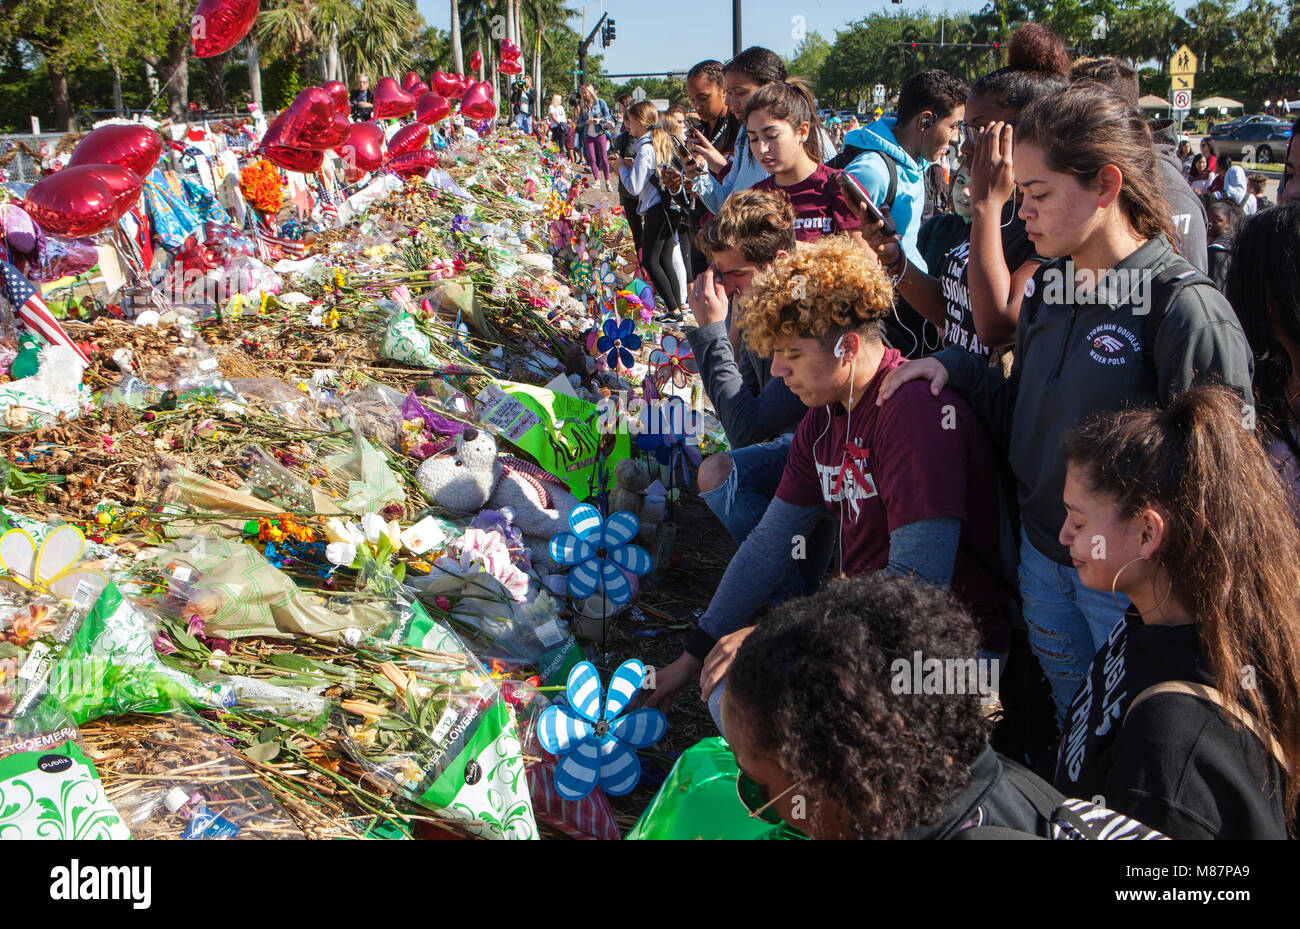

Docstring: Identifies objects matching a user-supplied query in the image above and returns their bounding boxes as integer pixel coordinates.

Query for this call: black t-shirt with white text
[938,201,1037,358]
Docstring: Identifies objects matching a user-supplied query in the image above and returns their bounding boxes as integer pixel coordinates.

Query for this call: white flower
[384,519,403,551]
[360,512,386,544]
[326,541,358,566]
[324,517,365,546]
[312,369,339,387]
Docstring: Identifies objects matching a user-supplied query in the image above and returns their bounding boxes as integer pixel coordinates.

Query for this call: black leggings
[641,204,682,310]
[620,194,643,254]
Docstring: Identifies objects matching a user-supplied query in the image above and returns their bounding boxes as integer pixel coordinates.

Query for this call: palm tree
[1184,0,1234,72]
[450,0,464,73]
[520,0,575,120]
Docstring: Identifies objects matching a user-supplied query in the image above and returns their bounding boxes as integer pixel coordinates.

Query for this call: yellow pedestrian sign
[1170,44,1197,91]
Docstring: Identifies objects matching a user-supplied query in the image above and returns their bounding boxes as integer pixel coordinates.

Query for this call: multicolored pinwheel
[595,259,616,296]
[548,504,652,605]
[649,333,698,390]
[537,659,667,800]
[570,258,594,293]
[596,317,641,370]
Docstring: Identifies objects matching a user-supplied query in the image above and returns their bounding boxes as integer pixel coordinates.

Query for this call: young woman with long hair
[1057,384,1300,838]
[619,101,686,320]
[878,82,1255,726]
[576,83,614,190]
[744,80,862,244]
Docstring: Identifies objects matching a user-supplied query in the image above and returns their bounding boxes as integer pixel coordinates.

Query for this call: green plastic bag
[383,309,442,368]
[627,737,805,840]
[473,380,630,497]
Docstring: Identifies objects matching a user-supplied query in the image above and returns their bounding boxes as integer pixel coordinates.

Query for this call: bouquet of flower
[239,160,284,214]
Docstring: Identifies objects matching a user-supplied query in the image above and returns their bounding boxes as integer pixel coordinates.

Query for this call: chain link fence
[0,133,70,185]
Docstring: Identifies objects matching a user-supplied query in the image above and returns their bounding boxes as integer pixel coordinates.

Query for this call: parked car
[1209,114,1285,136]
[1211,122,1294,163]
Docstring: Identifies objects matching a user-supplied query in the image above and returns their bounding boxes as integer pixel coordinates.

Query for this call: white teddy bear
[415,428,580,573]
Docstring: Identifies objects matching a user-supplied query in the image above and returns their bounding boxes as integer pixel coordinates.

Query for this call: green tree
[1185,0,1235,72]
[786,31,831,95]
[1232,0,1284,73]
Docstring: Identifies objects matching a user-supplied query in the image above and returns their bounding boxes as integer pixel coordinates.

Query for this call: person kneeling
[647,236,1010,725]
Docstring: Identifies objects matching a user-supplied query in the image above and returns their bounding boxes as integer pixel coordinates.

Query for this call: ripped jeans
[1018,527,1129,728]
[699,436,833,601]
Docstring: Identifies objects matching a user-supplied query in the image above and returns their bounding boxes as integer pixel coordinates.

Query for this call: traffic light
[992,40,1000,49]
[604,19,616,45]
[910,41,917,52]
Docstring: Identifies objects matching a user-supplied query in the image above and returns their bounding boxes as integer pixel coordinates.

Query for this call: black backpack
[825,145,898,210]
[1023,256,1216,370]
[953,757,1167,840]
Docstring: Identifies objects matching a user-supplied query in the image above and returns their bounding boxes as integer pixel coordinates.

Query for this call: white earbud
[834,335,846,358]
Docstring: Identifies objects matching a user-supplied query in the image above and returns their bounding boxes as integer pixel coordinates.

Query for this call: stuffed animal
[415,427,580,572]
[607,457,664,546]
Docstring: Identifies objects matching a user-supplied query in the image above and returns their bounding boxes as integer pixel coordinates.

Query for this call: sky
[415,0,1205,77]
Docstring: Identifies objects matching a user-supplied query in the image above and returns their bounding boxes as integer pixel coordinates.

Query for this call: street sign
[1170,44,1197,91]
[631,86,646,103]
[873,84,886,105]
[1172,89,1191,110]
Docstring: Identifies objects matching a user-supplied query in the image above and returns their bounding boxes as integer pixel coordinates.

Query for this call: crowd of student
[588,24,1300,840]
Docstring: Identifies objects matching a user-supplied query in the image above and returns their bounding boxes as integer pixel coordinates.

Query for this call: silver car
[1209,122,1294,164]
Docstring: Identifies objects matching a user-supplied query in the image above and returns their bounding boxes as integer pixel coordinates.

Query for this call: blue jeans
[699,436,831,600]
[1017,528,1129,727]
[515,113,533,133]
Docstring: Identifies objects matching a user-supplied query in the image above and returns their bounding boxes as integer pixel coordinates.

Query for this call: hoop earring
[1109,555,1145,610]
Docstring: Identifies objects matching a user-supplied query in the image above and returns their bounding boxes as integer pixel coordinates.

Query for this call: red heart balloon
[448,74,467,100]
[402,71,422,92]
[279,86,350,150]
[372,77,416,119]
[499,58,522,75]
[262,143,324,174]
[75,164,144,221]
[386,122,430,159]
[500,39,521,60]
[22,166,120,237]
[431,71,459,97]
[409,81,430,99]
[416,92,451,125]
[191,0,260,58]
[67,124,163,178]
[335,121,385,172]
[323,81,350,117]
[387,149,439,180]
[460,82,497,122]
[470,50,483,72]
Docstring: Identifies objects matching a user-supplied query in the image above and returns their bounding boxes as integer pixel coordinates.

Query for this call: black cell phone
[838,171,897,237]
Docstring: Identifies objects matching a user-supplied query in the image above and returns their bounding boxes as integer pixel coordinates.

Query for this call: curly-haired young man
[647,236,1009,727]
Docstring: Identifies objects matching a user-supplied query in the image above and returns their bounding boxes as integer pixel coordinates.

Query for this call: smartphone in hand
[838,171,897,238]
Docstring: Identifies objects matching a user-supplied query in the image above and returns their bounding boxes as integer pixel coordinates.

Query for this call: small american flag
[0,261,90,367]
[254,227,307,262]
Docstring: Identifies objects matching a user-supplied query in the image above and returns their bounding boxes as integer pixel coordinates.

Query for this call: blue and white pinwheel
[549,504,652,604]
[595,317,642,371]
[537,659,667,799]
[596,259,617,297]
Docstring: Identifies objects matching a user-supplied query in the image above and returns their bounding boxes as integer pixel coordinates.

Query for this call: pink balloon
[500,39,521,61]
[448,74,468,100]
[499,58,522,75]
[431,71,459,98]
[372,77,416,119]
[335,121,385,172]
[386,122,430,159]
[401,71,423,92]
[191,0,260,58]
[324,81,350,117]
[416,92,451,125]
[459,81,497,122]
[68,124,163,178]
[387,149,439,180]
[22,166,120,237]
[279,87,350,150]
[75,164,144,221]
[408,81,430,98]
[470,50,483,71]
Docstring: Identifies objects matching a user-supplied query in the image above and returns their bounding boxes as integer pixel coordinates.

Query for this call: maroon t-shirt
[775,348,1009,651]
[753,164,862,243]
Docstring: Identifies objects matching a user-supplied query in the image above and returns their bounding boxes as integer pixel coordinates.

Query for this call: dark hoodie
[1054,609,1290,840]
[937,235,1254,565]
[1151,118,1208,274]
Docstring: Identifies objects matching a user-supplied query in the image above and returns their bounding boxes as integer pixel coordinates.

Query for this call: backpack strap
[1138,263,1217,372]
[828,147,898,210]
[1125,681,1290,772]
